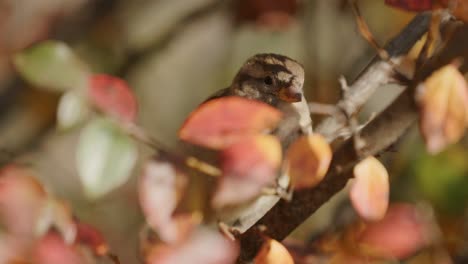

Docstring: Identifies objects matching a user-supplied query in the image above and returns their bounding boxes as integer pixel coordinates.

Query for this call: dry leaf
[286,134,332,189]
[179,96,282,149]
[417,64,468,154]
[350,156,389,222]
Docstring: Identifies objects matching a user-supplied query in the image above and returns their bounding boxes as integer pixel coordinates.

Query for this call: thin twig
[122,122,221,177]
[349,0,392,62]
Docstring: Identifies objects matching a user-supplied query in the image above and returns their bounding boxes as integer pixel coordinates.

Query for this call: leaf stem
[121,122,221,177]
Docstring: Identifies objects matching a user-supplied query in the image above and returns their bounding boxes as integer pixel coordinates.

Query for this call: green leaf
[14,40,90,92]
[76,118,137,199]
[57,91,89,130]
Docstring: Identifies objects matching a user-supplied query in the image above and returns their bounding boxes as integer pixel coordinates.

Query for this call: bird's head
[231,53,305,106]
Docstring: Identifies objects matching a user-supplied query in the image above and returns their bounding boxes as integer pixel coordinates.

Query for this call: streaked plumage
[208,53,312,137]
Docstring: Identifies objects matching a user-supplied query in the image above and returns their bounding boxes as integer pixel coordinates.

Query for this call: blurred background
[1,0,467,263]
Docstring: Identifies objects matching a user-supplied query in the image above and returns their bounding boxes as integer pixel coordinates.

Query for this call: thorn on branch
[218,222,240,241]
[339,75,349,95]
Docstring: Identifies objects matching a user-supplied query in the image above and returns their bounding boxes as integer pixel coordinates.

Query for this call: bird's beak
[278,85,302,103]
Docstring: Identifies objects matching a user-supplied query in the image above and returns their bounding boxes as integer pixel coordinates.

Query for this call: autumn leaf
[286,134,332,189]
[357,203,432,260]
[138,158,189,243]
[88,74,138,122]
[0,166,47,237]
[254,237,294,264]
[179,96,283,149]
[32,232,89,264]
[221,135,281,184]
[350,156,389,222]
[145,227,239,264]
[212,135,282,209]
[417,64,468,154]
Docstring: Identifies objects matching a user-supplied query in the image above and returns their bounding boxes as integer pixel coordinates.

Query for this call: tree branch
[237,12,464,262]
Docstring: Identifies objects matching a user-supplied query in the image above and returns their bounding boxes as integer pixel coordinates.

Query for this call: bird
[204,53,313,231]
[207,53,313,142]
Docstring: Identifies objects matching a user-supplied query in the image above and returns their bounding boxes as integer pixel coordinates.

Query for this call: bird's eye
[264,76,273,85]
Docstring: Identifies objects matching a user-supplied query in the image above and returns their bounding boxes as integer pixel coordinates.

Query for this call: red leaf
[75,221,109,256]
[350,156,389,222]
[286,134,332,189]
[357,203,432,260]
[178,97,283,149]
[88,74,138,122]
[32,233,88,264]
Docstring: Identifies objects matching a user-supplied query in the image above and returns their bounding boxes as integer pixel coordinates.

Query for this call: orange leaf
[417,64,468,154]
[254,237,294,264]
[88,74,138,122]
[357,203,432,260]
[178,97,283,149]
[212,135,281,208]
[221,135,281,184]
[286,134,332,189]
[350,156,389,222]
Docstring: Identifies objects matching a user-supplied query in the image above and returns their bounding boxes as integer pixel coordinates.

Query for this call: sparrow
[207,53,313,230]
[208,53,312,141]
